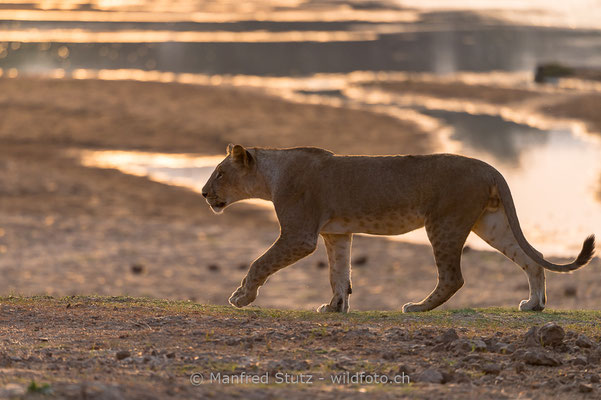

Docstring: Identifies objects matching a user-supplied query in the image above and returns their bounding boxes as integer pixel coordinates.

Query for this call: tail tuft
[576,234,596,266]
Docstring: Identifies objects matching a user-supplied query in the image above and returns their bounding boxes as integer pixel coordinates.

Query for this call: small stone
[316,261,327,269]
[514,361,526,374]
[207,264,220,272]
[131,264,144,274]
[579,383,594,393]
[237,263,247,270]
[521,349,561,366]
[353,255,368,266]
[498,343,516,354]
[439,329,459,344]
[539,323,565,347]
[116,350,131,360]
[471,339,487,352]
[418,368,444,384]
[575,334,595,348]
[166,352,176,359]
[481,363,502,375]
[563,286,577,297]
[590,374,600,384]
[570,356,588,366]
[524,326,541,347]
[394,364,412,377]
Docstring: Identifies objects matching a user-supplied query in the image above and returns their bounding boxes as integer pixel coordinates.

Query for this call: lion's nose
[202,191,208,198]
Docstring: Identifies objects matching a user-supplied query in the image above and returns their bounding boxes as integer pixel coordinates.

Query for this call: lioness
[202,144,595,313]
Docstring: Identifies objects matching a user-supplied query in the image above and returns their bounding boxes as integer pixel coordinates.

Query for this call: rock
[563,285,577,297]
[130,264,144,274]
[570,356,588,366]
[579,383,594,393]
[472,339,487,352]
[576,334,595,348]
[316,261,327,269]
[352,255,368,266]
[481,363,502,375]
[115,350,131,360]
[438,329,459,344]
[418,368,444,384]
[397,364,412,376]
[207,264,220,272]
[166,352,176,358]
[497,343,516,354]
[524,326,541,347]
[590,374,600,384]
[451,339,472,353]
[514,361,526,374]
[521,349,561,366]
[539,323,565,347]
[451,339,486,354]
[587,348,601,364]
[381,351,398,361]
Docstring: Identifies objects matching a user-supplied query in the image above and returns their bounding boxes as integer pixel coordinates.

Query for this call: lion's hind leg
[403,219,470,312]
[472,208,546,311]
[317,233,352,313]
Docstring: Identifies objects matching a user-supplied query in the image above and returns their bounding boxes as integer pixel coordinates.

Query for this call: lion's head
[201,144,261,214]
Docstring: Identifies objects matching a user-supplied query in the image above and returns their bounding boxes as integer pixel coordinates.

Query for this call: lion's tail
[494,172,595,273]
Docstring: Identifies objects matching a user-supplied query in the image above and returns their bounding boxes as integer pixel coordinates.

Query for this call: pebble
[352,255,368,266]
[439,328,459,344]
[130,264,144,274]
[418,368,444,384]
[575,334,595,348]
[563,286,577,297]
[481,363,502,375]
[207,264,220,272]
[115,350,131,360]
[579,383,594,393]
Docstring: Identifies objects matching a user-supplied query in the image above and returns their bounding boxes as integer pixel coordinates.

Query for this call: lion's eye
[216,171,223,180]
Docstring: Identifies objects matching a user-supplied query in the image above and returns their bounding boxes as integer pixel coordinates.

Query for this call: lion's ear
[230,144,253,168]
[226,143,235,155]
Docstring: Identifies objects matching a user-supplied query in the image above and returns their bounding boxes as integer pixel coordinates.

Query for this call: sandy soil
[2,297,601,400]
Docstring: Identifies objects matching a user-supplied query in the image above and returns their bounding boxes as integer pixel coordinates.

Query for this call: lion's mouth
[206,197,227,211]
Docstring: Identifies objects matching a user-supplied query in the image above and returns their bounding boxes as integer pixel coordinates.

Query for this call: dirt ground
[2,296,601,400]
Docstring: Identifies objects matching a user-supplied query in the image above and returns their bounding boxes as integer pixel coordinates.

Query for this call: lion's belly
[321,211,425,235]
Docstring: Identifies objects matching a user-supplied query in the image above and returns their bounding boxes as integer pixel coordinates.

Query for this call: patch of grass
[27,380,52,394]
[2,295,601,336]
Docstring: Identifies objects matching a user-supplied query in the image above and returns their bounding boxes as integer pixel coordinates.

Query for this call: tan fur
[202,145,595,312]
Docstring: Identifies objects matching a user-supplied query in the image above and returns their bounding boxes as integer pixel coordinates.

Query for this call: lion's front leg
[317,233,352,313]
[229,232,318,308]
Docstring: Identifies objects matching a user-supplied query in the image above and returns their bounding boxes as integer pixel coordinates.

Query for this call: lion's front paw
[402,302,426,313]
[228,286,257,308]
